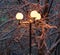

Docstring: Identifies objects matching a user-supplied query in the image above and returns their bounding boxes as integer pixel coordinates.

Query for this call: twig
[49,39,60,53]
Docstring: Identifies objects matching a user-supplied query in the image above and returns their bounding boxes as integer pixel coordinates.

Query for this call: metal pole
[29,23,32,55]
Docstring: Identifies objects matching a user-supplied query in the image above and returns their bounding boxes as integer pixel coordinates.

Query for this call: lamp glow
[35,13,41,20]
[30,10,38,18]
[16,12,23,20]
[30,10,41,20]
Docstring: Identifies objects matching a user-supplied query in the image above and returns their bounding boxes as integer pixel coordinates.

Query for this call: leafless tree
[0,0,60,55]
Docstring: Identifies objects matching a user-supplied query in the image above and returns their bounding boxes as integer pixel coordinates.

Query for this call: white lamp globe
[35,13,41,20]
[30,10,38,18]
[16,12,23,20]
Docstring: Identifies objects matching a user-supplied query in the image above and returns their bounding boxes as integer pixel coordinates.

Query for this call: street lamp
[30,10,41,20]
[30,10,38,18]
[29,10,41,55]
[16,12,24,25]
[16,12,23,20]
[16,10,41,55]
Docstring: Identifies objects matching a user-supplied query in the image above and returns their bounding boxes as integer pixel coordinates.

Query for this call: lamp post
[16,11,41,55]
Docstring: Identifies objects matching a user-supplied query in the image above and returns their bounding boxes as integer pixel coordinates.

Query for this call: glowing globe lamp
[16,12,23,20]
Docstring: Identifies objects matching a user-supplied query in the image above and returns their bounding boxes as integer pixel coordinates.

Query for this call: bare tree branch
[49,39,60,53]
